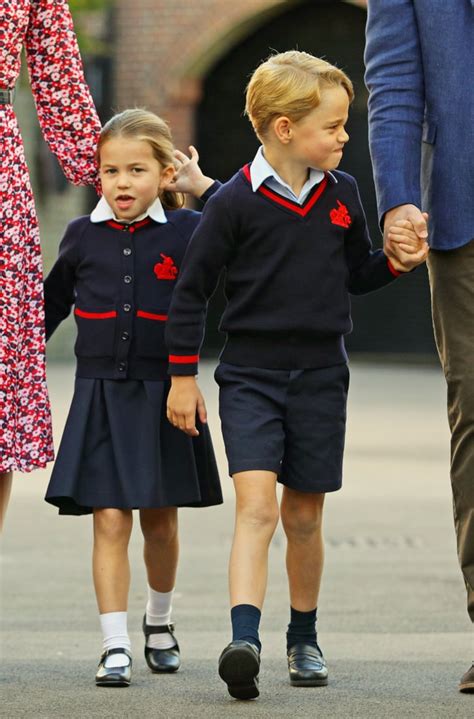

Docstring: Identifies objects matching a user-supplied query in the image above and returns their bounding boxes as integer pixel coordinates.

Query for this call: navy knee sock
[286,607,318,652]
[231,604,261,652]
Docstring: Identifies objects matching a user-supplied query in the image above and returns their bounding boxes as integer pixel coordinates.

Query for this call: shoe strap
[143,621,175,637]
[99,647,132,663]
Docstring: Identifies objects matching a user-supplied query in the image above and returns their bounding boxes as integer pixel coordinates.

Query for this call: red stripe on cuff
[168,354,199,364]
[387,259,402,277]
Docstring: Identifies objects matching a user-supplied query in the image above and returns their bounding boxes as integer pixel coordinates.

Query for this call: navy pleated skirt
[45,378,223,515]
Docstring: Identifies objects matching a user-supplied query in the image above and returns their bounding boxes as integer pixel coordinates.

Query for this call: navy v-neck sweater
[166,166,401,374]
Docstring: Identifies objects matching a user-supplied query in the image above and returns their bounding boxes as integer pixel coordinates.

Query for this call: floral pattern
[0,0,101,472]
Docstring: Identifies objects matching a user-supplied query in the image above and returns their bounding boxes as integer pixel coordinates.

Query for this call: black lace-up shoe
[218,640,261,700]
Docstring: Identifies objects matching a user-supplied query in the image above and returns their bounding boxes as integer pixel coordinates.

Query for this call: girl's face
[99,137,175,221]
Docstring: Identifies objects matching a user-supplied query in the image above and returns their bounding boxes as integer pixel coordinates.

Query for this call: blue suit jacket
[365,0,474,250]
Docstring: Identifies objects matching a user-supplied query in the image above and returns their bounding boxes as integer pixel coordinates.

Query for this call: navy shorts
[214,362,349,493]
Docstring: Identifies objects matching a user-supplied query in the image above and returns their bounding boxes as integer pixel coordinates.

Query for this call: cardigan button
[118,362,126,372]
[121,331,129,341]
[123,247,132,256]
[123,303,131,312]
[124,275,132,284]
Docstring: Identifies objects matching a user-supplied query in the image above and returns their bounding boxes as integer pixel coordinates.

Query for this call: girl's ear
[159,164,176,190]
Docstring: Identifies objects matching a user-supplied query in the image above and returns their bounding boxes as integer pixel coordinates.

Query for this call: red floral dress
[0,0,101,473]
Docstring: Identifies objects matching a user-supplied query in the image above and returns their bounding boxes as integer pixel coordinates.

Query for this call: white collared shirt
[249,146,336,204]
[90,195,168,224]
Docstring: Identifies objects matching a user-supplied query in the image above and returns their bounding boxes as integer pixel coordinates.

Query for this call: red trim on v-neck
[106,217,152,232]
[242,163,328,217]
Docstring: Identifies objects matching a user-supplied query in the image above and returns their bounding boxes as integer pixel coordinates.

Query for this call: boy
[165,51,427,699]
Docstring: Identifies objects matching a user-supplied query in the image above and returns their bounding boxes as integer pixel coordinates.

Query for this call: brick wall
[113,0,280,149]
[112,0,366,151]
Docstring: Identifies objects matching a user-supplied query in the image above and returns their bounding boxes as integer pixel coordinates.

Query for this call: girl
[43,109,223,687]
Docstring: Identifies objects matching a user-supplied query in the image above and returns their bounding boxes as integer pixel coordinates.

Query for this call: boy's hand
[386,215,430,272]
[167,145,214,198]
[167,375,207,437]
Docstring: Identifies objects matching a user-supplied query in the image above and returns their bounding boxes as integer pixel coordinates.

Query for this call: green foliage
[19,0,114,85]
[69,0,113,10]
[68,0,115,56]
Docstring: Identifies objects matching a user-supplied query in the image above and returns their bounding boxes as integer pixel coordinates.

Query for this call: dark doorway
[196,0,435,358]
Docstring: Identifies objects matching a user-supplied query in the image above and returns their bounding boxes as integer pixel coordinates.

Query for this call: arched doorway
[196,0,435,358]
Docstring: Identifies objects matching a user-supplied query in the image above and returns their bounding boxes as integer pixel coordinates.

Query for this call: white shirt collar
[90,195,168,224]
[249,146,337,201]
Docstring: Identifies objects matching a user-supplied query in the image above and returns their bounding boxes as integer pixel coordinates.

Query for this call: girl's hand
[166,375,207,437]
[167,145,214,198]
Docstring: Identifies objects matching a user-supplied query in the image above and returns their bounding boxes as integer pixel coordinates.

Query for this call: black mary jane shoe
[142,616,181,673]
[287,642,328,687]
[95,647,132,687]
[218,640,261,700]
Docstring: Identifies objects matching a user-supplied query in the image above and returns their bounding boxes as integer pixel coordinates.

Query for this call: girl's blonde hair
[245,50,354,140]
[98,109,184,210]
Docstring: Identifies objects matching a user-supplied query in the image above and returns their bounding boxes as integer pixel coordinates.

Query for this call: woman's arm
[26,0,101,188]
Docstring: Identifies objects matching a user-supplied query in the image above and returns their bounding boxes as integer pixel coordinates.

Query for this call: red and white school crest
[329,201,352,229]
[154,254,178,280]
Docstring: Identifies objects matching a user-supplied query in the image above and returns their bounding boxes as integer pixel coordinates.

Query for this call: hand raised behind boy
[385,209,430,272]
[167,145,215,199]
[167,376,207,437]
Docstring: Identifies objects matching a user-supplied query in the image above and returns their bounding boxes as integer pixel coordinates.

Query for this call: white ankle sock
[99,611,131,668]
[145,586,176,650]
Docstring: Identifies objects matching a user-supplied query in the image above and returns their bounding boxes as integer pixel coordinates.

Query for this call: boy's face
[99,137,174,221]
[288,86,350,171]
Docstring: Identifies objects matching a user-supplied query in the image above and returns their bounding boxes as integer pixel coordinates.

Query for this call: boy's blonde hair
[98,109,184,210]
[245,50,354,140]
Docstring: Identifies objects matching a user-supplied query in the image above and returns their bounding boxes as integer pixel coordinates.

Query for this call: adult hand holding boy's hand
[167,375,207,437]
[384,205,429,272]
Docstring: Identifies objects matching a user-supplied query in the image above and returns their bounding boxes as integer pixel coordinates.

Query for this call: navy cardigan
[44,184,219,380]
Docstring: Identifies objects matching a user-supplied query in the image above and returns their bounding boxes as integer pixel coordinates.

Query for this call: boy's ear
[273,116,293,144]
[159,164,176,189]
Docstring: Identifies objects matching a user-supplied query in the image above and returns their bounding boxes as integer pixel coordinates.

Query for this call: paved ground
[1,360,473,718]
